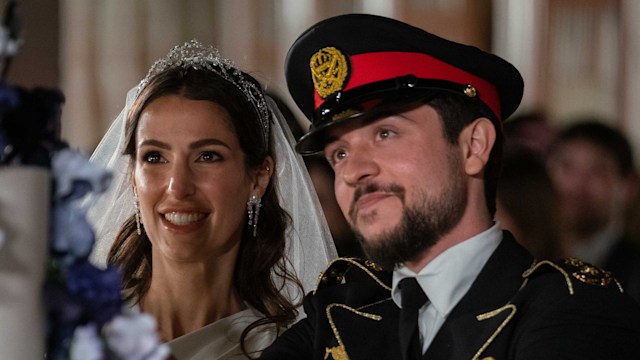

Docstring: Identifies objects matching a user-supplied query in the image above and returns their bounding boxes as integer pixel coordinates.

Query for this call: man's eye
[378,128,394,139]
[332,149,347,164]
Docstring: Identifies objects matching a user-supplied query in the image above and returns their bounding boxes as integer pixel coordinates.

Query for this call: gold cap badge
[310,47,349,99]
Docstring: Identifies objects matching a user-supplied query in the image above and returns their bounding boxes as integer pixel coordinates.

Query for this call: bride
[87,40,336,359]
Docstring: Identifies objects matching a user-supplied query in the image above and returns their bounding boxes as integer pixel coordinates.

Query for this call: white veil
[86,48,337,305]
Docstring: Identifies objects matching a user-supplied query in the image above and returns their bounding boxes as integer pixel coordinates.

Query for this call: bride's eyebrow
[189,139,230,150]
[139,139,169,149]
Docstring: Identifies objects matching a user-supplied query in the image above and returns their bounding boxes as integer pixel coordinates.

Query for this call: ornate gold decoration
[325,345,348,360]
[564,258,613,287]
[463,84,477,98]
[523,258,622,295]
[331,108,359,122]
[364,260,383,272]
[310,47,349,99]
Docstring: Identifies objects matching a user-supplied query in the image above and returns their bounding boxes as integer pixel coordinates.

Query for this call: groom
[261,13,640,360]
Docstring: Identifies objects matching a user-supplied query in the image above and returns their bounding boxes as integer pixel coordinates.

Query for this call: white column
[0,168,50,359]
[96,0,146,141]
[492,0,543,113]
[60,0,99,152]
[622,0,640,164]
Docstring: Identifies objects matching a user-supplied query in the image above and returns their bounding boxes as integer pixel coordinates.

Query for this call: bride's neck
[141,260,245,342]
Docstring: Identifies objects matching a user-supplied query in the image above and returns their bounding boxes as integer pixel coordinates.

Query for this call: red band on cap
[313,51,502,122]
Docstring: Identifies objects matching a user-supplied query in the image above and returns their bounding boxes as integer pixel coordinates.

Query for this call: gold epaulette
[522,257,623,295]
[313,257,391,294]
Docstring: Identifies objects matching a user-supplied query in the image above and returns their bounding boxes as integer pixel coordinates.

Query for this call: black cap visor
[296,76,483,155]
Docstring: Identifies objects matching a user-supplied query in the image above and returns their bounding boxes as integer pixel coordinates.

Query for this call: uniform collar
[392,222,503,317]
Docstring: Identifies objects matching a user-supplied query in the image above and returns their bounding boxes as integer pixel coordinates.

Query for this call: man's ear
[459,117,496,176]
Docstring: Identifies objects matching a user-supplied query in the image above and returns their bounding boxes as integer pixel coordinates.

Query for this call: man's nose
[340,147,380,187]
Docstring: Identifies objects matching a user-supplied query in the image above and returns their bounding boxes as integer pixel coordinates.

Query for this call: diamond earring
[247,194,262,237]
[134,194,142,236]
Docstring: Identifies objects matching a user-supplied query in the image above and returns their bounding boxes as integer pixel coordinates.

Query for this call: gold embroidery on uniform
[357,297,393,312]
[564,258,613,287]
[522,260,574,295]
[325,303,383,360]
[364,260,383,272]
[473,304,517,360]
[310,47,349,99]
[314,257,391,294]
[325,346,348,360]
[614,278,624,293]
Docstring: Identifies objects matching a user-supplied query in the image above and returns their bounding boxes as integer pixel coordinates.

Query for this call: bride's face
[132,94,264,264]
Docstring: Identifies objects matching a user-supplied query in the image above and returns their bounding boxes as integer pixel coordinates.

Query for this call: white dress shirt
[391,222,503,354]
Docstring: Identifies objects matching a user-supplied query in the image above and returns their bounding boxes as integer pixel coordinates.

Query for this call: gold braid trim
[522,260,574,295]
[473,304,517,360]
[324,303,383,360]
[357,297,393,312]
[614,278,625,293]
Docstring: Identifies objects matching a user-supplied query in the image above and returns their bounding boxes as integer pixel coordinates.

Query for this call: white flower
[103,311,170,360]
[70,324,104,360]
[0,27,20,58]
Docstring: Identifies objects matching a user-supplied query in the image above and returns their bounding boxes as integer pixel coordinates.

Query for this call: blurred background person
[496,149,563,260]
[502,111,556,161]
[496,111,562,260]
[547,120,640,303]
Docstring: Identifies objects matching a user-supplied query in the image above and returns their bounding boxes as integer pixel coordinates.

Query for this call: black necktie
[399,277,428,360]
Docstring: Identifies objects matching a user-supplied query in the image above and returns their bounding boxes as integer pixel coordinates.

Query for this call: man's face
[323,104,468,268]
[547,139,629,238]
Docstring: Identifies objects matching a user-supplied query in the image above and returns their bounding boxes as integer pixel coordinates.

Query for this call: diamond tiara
[136,39,270,147]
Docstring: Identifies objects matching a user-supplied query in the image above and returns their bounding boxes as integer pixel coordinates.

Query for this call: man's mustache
[349,183,405,222]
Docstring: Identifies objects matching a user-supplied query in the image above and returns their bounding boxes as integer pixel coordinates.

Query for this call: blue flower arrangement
[48,148,170,360]
[0,80,169,360]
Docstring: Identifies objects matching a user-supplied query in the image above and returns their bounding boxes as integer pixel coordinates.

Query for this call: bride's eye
[142,151,164,163]
[198,151,222,162]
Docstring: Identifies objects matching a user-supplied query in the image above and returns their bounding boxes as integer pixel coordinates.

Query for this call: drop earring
[134,193,142,236]
[247,194,262,237]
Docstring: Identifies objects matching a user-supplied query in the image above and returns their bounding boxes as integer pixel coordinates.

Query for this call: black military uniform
[261,233,640,359]
[260,14,640,360]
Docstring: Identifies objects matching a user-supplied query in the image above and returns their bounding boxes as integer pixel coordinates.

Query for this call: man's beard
[352,154,468,270]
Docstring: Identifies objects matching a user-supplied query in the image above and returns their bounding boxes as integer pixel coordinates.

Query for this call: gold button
[463,84,477,98]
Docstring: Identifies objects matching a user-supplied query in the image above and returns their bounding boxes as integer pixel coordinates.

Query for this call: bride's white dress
[168,307,277,360]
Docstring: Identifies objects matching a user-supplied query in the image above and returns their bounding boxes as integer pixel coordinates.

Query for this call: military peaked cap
[286,13,524,155]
